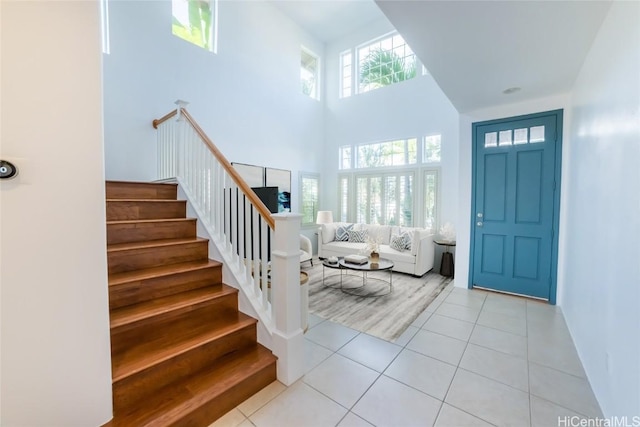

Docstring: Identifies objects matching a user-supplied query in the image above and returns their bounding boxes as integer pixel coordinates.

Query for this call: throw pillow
[390,234,407,251]
[348,229,368,243]
[335,224,354,241]
[400,230,413,250]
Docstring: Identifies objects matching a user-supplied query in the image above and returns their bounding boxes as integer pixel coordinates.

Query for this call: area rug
[302,262,451,342]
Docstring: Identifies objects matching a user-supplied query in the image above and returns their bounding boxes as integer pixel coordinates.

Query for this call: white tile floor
[212,282,603,427]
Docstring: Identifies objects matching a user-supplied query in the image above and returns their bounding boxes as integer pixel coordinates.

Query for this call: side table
[434,240,456,277]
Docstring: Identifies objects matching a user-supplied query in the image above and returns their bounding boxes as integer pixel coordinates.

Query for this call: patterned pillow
[391,231,412,251]
[390,234,407,251]
[335,224,354,241]
[348,229,368,243]
[400,230,413,250]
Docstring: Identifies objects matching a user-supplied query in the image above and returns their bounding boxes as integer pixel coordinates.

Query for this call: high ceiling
[270,0,385,43]
[271,0,612,112]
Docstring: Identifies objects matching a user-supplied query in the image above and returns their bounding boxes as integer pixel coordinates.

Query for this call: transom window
[340,32,422,98]
[484,125,545,148]
[172,0,218,53]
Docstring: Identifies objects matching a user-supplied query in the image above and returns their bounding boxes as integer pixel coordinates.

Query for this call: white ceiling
[270,0,612,112]
[376,1,612,112]
[270,0,385,43]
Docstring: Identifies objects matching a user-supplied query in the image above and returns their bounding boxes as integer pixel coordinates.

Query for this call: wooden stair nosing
[110,285,237,330]
[107,237,208,253]
[108,259,222,286]
[111,313,257,382]
[109,345,277,427]
[106,218,195,226]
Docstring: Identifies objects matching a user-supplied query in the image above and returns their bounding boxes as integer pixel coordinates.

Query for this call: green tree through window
[172,0,216,52]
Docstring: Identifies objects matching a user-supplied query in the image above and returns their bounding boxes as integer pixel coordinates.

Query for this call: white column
[270,213,305,385]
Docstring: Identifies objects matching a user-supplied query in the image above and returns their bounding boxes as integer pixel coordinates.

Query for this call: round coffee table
[338,258,394,297]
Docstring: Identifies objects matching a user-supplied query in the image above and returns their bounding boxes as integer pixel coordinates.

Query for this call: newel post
[270,213,305,385]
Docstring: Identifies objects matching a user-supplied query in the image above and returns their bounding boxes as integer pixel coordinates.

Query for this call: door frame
[469,109,563,304]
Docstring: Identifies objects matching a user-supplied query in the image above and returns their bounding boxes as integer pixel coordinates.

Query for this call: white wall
[455,94,570,289]
[323,17,460,232]
[0,1,113,425]
[104,0,325,217]
[561,1,640,418]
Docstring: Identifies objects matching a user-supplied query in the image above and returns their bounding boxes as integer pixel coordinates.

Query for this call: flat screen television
[251,186,279,213]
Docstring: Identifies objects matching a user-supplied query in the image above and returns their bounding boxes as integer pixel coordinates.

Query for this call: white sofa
[318,223,435,276]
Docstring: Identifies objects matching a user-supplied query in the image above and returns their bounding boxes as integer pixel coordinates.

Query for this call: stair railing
[152,101,304,385]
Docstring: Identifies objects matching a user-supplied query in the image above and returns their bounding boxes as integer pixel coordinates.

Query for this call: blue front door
[471,110,562,301]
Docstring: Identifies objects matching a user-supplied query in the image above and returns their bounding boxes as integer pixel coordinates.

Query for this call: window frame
[299,172,320,228]
[337,135,442,230]
[339,31,423,98]
[301,46,320,100]
[171,0,219,53]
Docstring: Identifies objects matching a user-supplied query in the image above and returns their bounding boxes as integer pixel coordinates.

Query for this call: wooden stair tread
[106,180,177,186]
[106,218,194,225]
[109,345,276,426]
[110,285,236,329]
[107,237,208,252]
[109,260,221,286]
[112,312,257,382]
[106,198,184,203]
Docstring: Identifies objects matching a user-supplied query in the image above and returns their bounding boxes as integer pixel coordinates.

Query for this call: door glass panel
[484,132,498,147]
[529,125,545,143]
[514,128,528,144]
[498,130,512,146]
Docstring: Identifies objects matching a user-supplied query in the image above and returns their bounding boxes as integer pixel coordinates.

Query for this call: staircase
[104,181,277,426]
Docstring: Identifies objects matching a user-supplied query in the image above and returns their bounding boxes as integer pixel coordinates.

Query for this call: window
[423,170,439,232]
[423,135,441,163]
[101,0,110,54]
[356,139,417,168]
[300,173,319,227]
[172,0,218,52]
[340,50,352,98]
[340,32,419,98]
[339,146,352,170]
[355,173,413,226]
[338,176,350,222]
[338,135,441,230]
[301,47,319,99]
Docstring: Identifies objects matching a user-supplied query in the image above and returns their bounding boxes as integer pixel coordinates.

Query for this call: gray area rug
[302,261,451,342]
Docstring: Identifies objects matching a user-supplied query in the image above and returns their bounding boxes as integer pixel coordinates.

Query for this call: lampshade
[316,211,334,225]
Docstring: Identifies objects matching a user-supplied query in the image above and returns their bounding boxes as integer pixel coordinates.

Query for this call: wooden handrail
[152,110,178,129]
[179,109,275,229]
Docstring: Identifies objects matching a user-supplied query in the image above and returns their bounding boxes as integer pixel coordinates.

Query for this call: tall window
[338,176,350,222]
[340,50,353,98]
[300,173,319,227]
[340,32,419,98]
[301,47,319,99]
[423,170,439,232]
[172,0,218,52]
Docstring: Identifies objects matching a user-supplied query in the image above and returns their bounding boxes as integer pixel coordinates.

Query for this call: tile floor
[212,282,603,427]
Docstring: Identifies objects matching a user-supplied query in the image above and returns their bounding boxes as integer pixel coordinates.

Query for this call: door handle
[477,221,483,227]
